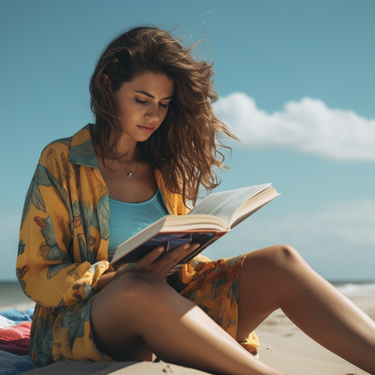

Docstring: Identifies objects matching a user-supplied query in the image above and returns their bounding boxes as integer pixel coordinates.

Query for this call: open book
[110,183,280,274]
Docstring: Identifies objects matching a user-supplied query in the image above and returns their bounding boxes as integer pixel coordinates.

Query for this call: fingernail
[182,243,190,250]
[158,247,164,252]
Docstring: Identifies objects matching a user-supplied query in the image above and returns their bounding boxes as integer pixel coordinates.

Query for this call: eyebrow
[134,90,173,100]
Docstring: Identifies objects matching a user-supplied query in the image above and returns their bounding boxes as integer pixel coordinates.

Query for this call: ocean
[1,280,375,311]
[330,281,375,298]
[0,282,36,310]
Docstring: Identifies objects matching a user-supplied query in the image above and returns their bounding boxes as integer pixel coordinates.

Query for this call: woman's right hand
[130,242,200,280]
[97,242,200,291]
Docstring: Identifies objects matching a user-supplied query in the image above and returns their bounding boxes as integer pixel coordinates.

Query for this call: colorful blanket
[0,309,37,375]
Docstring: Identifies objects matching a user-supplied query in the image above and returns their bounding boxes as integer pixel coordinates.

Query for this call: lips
[137,125,155,133]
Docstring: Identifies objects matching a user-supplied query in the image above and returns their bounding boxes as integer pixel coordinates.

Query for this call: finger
[158,244,201,277]
[156,243,200,275]
[134,246,164,269]
[174,243,200,263]
[142,244,191,276]
[158,242,191,264]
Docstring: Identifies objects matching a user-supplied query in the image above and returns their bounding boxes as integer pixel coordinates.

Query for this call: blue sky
[1,0,374,281]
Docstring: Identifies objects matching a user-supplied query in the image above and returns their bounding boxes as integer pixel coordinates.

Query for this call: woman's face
[111,72,175,143]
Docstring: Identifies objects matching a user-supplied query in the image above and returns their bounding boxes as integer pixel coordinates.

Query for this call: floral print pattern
[17,125,259,366]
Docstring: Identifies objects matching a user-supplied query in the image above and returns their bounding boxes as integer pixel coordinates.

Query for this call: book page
[189,184,270,227]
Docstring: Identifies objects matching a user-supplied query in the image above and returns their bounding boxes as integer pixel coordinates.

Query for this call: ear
[102,74,113,93]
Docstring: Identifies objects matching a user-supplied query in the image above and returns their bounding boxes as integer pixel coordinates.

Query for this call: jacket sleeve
[16,144,110,308]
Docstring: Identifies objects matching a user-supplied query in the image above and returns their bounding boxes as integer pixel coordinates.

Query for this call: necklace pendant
[127,172,133,178]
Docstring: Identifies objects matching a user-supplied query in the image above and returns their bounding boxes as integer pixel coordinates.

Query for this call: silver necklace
[117,156,139,178]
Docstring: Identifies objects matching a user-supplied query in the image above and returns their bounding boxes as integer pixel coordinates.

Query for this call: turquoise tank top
[108,189,169,260]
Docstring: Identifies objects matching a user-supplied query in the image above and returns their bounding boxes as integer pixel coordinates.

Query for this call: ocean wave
[333,282,375,297]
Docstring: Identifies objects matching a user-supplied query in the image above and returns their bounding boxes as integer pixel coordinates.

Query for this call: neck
[116,137,138,161]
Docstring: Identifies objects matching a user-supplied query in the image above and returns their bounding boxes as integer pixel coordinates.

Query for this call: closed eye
[135,97,170,107]
[135,98,147,104]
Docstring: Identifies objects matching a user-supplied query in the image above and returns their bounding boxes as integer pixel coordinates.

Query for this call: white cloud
[213,93,375,161]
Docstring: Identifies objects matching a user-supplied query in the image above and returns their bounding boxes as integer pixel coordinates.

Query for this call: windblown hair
[90,26,238,204]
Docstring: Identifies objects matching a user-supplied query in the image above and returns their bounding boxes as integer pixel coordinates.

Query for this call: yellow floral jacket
[17,124,194,313]
[17,124,260,365]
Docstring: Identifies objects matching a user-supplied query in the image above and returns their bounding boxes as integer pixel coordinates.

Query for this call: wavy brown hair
[89,26,238,204]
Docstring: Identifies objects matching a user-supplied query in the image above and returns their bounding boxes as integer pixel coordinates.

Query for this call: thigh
[236,245,304,339]
[91,270,192,362]
[91,271,160,362]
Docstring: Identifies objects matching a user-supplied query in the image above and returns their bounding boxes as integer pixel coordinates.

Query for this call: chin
[136,133,154,142]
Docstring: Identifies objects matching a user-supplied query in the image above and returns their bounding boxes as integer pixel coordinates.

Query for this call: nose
[144,103,160,122]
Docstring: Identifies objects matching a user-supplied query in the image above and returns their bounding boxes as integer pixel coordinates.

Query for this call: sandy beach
[16,294,373,375]
[256,295,374,375]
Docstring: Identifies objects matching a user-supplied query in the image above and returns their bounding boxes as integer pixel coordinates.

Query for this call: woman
[17,26,375,375]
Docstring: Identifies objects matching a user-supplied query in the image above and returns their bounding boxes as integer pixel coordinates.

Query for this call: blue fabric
[0,309,34,326]
[0,350,37,375]
[108,189,169,254]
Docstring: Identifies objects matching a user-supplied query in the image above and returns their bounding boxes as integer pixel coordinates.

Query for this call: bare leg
[236,245,375,374]
[91,270,286,375]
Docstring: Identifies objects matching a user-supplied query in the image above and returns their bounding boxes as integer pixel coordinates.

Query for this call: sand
[21,295,374,375]
[257,295,374,374]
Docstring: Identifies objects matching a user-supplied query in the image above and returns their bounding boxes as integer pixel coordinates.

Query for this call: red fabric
[0,322,31,355]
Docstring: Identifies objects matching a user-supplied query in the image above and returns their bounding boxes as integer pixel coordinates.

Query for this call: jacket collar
[67,124,178,215]
[68,124,98,168]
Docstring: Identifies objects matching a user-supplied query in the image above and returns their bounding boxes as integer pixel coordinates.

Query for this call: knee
[272,244,303,266]
[251,244,303,271]
[274,244,301,263]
